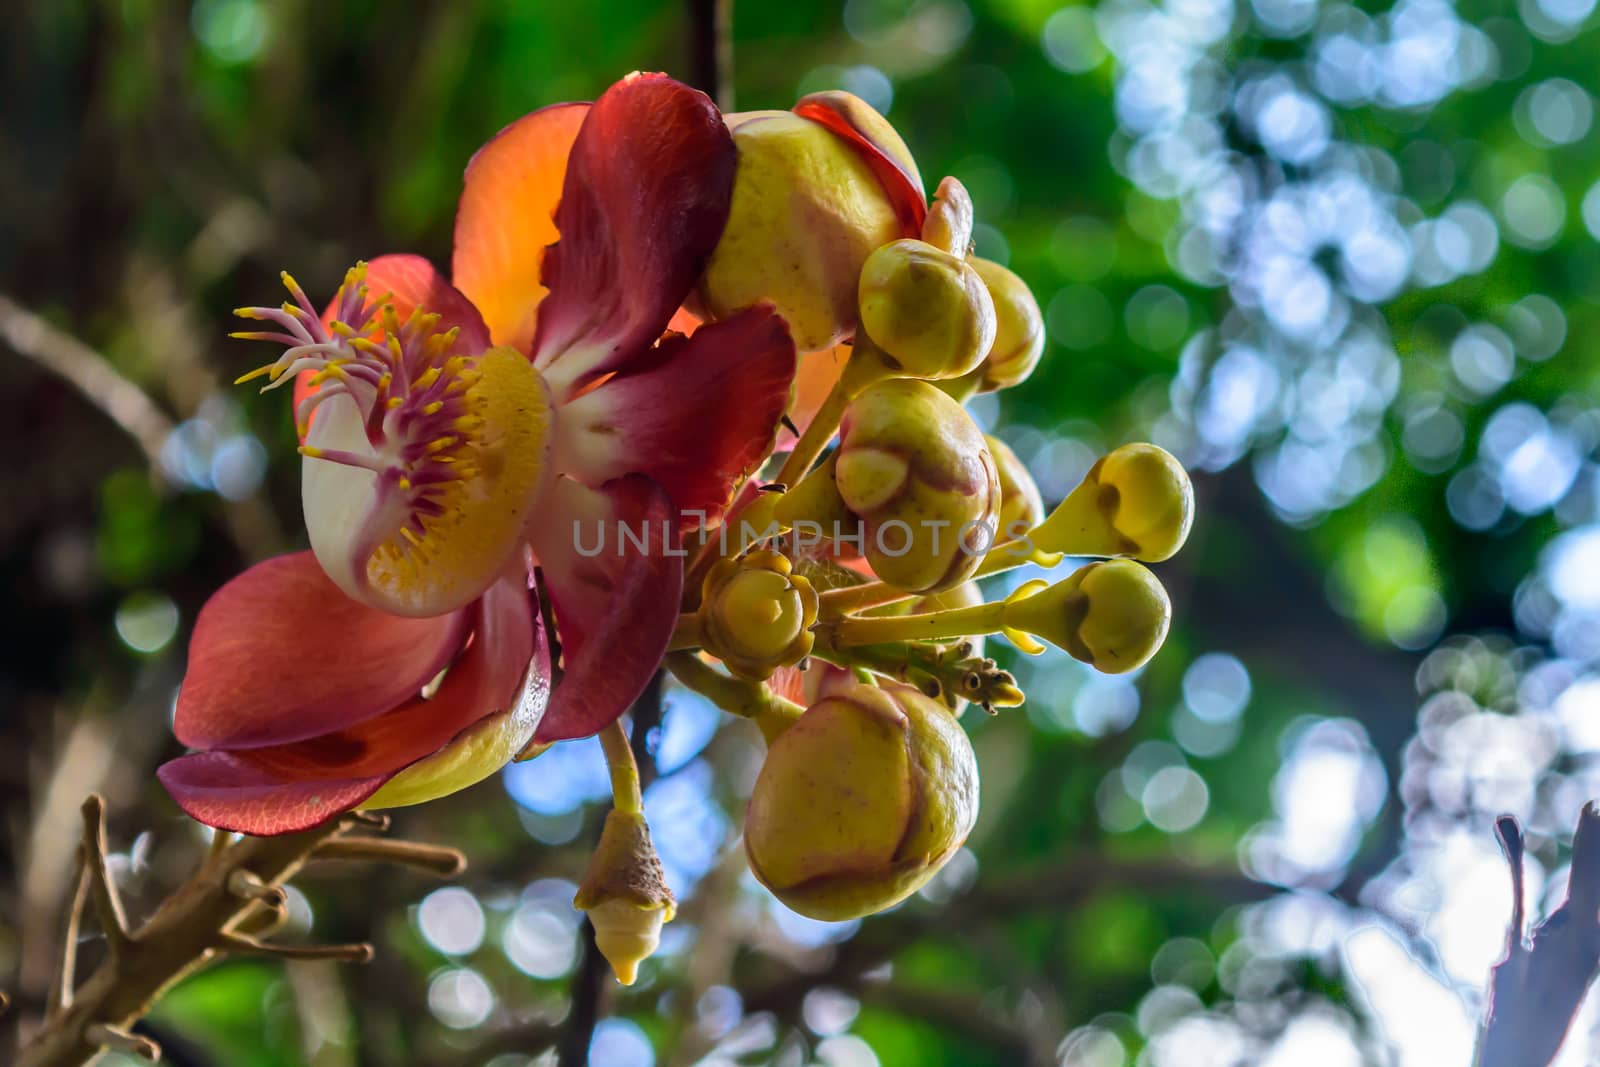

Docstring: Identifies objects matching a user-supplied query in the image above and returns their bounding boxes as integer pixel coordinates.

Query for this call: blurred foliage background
[4,0,1600,1065]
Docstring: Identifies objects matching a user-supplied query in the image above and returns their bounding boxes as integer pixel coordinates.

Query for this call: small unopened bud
[700,550,819,681]
[858,239,996,380]
[1001,559,1171,673]
[745,683,979,921]
[574,810,676,986]
[831,379,1000,593]
[1031,443,1194,562]
[987,435,1045,536]
[921,177,974,255]
[967,257,1044,392]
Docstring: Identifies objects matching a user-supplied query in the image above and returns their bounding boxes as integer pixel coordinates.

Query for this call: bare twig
[78,797,131,958]
[1475,804,1600,1067]
[313,837,467,877]
[82,1024,159,1061]
[216,934,374,963]
[0,293,175,474]
[47,855,90,1018]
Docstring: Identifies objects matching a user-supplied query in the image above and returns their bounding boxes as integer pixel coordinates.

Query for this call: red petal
[530,475,683,741]
[531,74,735,398]
[453,103,590,355]
[160,576,547,836]
[174,552,471,750]
[234,575,537,779]
[157,753,388,836]
[794,93,926,236]
[551,305,796,525]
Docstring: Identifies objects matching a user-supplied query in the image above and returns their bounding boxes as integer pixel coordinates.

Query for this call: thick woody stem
[17,808,439,1067]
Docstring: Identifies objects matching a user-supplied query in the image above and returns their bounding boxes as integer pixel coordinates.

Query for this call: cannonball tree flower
[158,73,798,835]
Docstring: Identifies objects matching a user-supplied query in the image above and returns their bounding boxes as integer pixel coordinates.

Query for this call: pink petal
[530,73,736,399]
[160,575,548,835]
[530,475,682,741]
[551,305,796,526]
[174,552,471,751]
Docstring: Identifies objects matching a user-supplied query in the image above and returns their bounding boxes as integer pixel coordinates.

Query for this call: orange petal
[452,102,590,355]
[789,342,850,435]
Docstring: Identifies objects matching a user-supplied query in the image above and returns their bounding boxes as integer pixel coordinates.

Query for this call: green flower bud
[833,379,1000,593]
[921,176,974,255]
[745,683,979,921]
[986,434,1045,538]
[967,257,1044,392]
[574,810,676,986]
[699,550,819,681]
[1002,560,1171,673]
[1030,443,1194,563]
[858,239,996,380]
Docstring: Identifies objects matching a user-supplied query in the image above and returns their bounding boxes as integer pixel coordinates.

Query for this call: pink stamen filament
[234,263,490,582]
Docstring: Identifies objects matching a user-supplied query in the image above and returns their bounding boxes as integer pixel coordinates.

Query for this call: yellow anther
[422,401,444,416]
[299,445,324,459]
[398,477,412,490]
[426,436,458,454]
[234,365,275,385]
[386,396,404,409]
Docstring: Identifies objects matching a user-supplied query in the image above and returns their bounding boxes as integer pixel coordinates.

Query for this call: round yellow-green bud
[744,683,979,921]
[834,379,1000,593]
[921,176,974,256]
[967,257,1044,392]
[1030,443,1194,562]
[1002,560,1171,673]
[699,550,819,681]
[986,435,1044,540]
[574,810,676,986]
[696,111,905,352]
[858,239,996,380]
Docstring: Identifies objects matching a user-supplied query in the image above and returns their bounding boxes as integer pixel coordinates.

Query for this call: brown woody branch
[16,799,464,1067]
